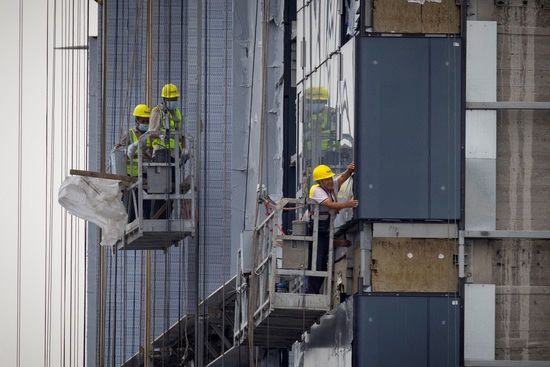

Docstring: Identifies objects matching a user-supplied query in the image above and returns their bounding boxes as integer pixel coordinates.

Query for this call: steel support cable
[131,250,140,360]
[61,1,71,364]
[44,1,58,365]
[71,2,89,366]
[200,1,210,364]
[194,0,203,366]
[15,0,25,365]
[118,0,143,142]
[260,0,272,354]
[99,1,109,365]
[219,0,230,364]
[163,251,169,367]
[245,0,262,364]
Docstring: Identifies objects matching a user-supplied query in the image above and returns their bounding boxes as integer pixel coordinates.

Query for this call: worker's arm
[320,196,358,211]
[147,106,162,140]
[337,161,355,187]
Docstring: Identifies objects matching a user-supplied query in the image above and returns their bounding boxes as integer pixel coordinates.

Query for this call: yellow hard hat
[305,86,328,101]
[133,104,151,118]
[313,164,335,181]
[161,83,180,98]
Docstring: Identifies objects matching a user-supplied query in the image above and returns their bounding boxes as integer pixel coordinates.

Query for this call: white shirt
[310,176,339,221]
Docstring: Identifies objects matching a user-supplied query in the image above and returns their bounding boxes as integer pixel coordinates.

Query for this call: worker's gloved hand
[180,149,190,165]
[127,142,139,159]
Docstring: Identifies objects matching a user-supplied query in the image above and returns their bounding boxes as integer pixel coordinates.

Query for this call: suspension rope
[16,0,24,364]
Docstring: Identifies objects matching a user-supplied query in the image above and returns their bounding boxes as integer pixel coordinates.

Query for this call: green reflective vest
[152,107,183,150]
[127,129,151,177]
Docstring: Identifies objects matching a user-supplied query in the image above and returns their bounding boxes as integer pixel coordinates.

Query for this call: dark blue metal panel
[428,297,461,367]
[355,37,462,221]
[356,37,430,220]
[354,294,461,367]
[355,295,429,366]
[429,38,462,220]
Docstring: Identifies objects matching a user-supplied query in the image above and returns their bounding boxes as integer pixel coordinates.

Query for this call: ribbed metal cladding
[95,1,233,364]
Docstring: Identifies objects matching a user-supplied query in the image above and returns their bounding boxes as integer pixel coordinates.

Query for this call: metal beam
[465,360,550,366]
[463,230,550,239]
[466,101,550,110]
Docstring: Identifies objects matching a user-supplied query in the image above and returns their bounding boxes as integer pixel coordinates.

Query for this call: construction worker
[303,86,339,168]
[114,104,153,176]
[113,104,153,222]
[305,162,358,294]
[148,83,187,219]
[148,83,187,162]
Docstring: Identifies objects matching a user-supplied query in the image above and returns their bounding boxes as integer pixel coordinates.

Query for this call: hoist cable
[16,0,24,365]
[200,1,210,363]
[245,1,262,363]
[220,0,230,363]
[44,0,57,365]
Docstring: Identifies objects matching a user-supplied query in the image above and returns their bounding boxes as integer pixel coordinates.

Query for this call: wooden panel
[371,237,458,292]
[373,0,422,33]
[373,0,460,34]
[422,0,460,34]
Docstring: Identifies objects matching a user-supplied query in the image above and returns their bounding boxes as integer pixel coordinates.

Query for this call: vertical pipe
[99,1,108,366]
[459,3,468,366]
[144,251,152,367]
[458,230,465,278]
[195,0,203,366]
[146,0,153,107]
[144,1,153,366]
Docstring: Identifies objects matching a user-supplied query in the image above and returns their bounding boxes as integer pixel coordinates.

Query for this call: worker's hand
[347,162,355,172]
[127,142,139,159]
[346,199,359,208]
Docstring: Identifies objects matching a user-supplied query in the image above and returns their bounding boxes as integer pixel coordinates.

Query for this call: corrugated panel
[97,1,234,364]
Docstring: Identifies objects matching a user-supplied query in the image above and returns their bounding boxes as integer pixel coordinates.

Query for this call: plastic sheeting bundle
[58,175,128,247]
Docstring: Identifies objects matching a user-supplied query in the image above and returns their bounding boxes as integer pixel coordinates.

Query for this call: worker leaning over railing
[305,162,358,294]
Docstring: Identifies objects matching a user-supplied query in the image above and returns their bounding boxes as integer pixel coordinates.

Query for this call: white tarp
[58,175,127,246]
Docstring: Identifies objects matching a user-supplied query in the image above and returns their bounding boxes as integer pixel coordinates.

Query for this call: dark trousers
[305,219,330,294]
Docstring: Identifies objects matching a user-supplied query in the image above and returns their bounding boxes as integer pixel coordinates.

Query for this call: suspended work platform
[117,217,195,251]
[234,198,334,348]
[114,130,196,251]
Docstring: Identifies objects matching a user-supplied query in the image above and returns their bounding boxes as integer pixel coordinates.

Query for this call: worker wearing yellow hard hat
[148,83,188,219]
[114,104,153,177]
[148,83,185,156]
[113,103,153,223]
[305,162,358,294]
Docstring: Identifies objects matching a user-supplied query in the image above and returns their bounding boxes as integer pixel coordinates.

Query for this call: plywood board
[374,0,422,33]
[371,237,458,292]
[422,0,460,34]
[373,0,460,34]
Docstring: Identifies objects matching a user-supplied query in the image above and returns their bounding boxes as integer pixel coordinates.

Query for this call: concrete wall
[471,0,550,360]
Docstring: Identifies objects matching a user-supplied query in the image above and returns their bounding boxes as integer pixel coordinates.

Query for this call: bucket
[292,220,308,236]
[110,147,127,175]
